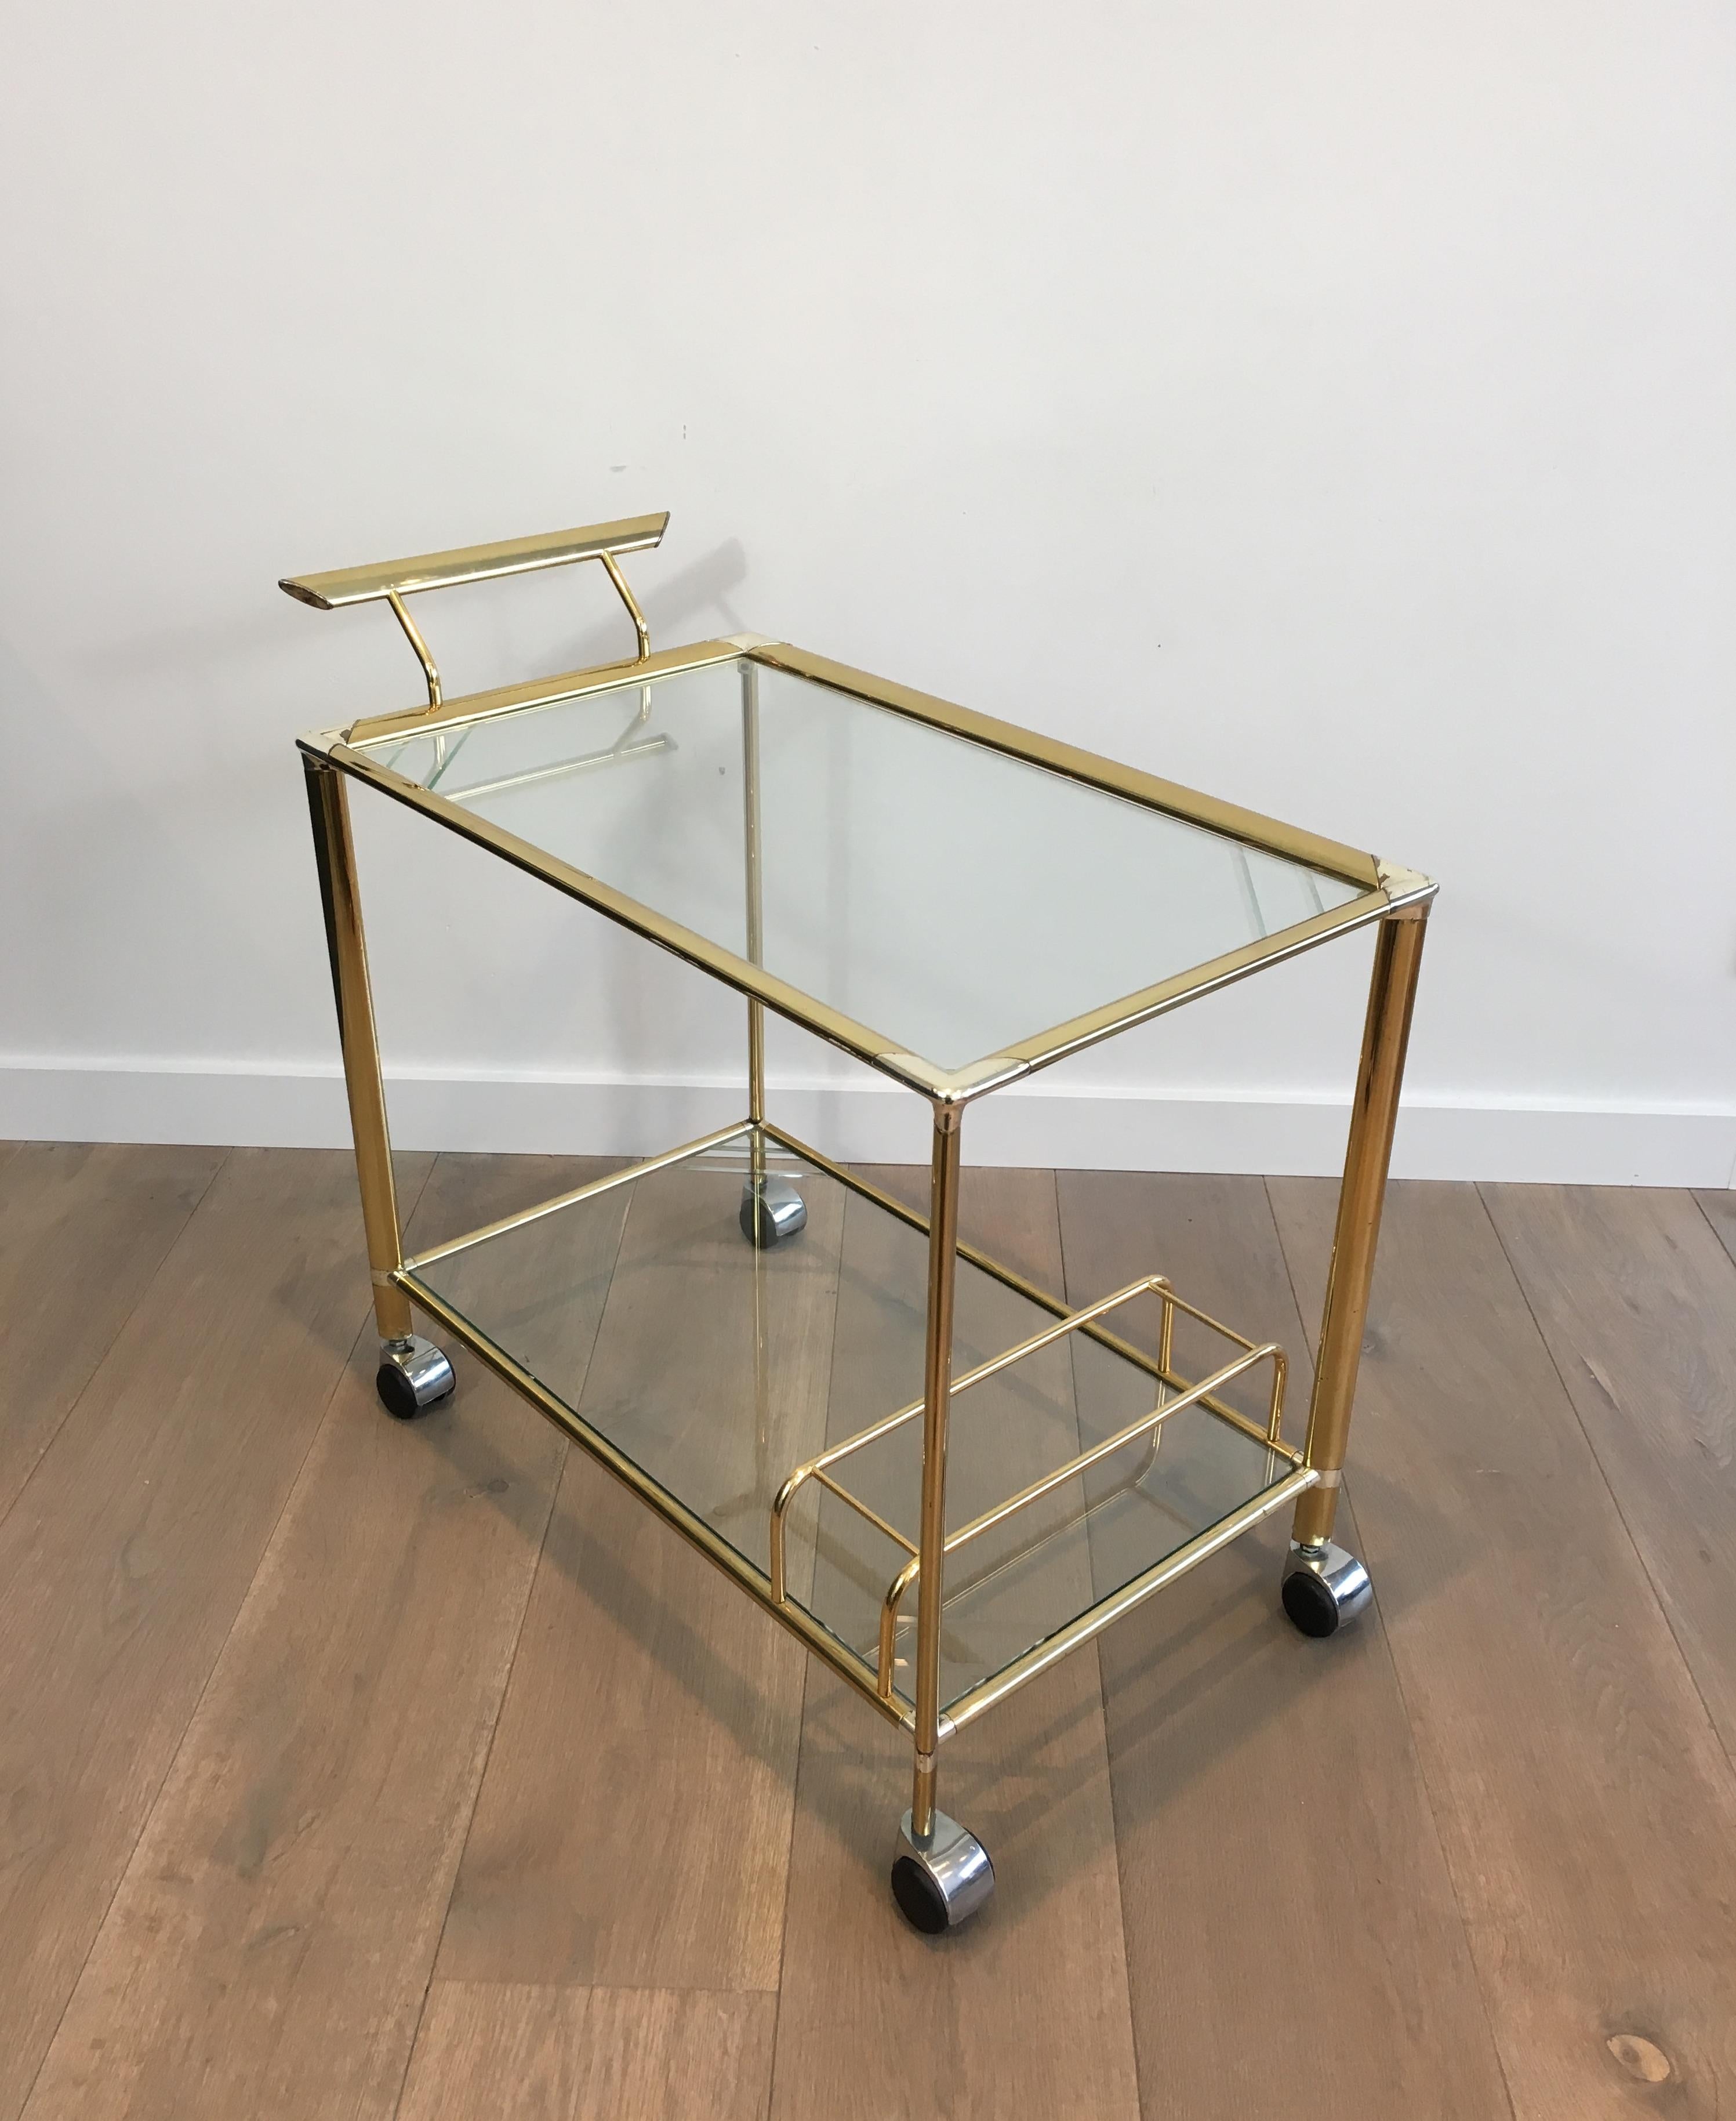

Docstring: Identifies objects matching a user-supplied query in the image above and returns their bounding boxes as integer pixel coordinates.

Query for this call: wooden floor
[1,1141,1733,2120]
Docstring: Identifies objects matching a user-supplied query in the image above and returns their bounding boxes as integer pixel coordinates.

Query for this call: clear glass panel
[363,659,1362,1075]
[413,1130,1295,1715]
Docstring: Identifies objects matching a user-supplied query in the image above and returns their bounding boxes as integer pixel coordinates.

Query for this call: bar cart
[286,511,1434,1934]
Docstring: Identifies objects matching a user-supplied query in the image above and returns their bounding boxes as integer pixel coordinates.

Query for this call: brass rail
[281,512,668,607]
[760,1119,1306,1463]
[771,1274,1176,1602]
[282,512,668,713]
[337,637,740,749]
[401,1121,753,1272]
[942,1464,1319,1732]
[874,1334,1285,1701]
[761,1254,1288,1705]
[432,729,673,805]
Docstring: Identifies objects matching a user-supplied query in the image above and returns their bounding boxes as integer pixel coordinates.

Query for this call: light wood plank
[0,1148,431,2121]
[1271,1177,1736,2117]
[434,1156,844,1992]
[0,1143,226,1522]
[1056,1170,1511,2120]
[1693,1187,1736,1272]
[770,1167,1139,2121]
[1484,1184,1736,1766]
[20,1156,619,2121]
[397,1984,776,2121]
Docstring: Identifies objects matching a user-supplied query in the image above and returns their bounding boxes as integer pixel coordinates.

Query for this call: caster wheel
[739,1176,807,1248]
[891,1810,994,1934]
[376,1336,456,1420]
[1281,1538,1372,1637]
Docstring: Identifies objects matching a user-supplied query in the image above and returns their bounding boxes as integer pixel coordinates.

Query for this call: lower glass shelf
[402,1123,1307,1724]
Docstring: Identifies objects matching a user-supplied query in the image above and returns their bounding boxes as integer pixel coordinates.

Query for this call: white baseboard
[2,1058,1733,1187]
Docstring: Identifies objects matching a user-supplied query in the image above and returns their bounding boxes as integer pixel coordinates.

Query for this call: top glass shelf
[325,642,1397,1092]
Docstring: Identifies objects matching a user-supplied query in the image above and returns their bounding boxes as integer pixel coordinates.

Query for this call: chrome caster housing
[1281,1538,1372,1637]
[376,1335,456,1420]
[891,1809,994,1934]
[739,1174,808,1248]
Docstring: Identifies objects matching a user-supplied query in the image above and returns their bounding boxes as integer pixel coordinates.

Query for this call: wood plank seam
[1049,1167,1148,2121]
[0,1147,233,1544]
[760,1200,846,2097]
[10,1148,440,2121]
[386,1155,637,2121]
[1261,1175,1523,2121]
[411,1978,790,1992]
[769,1165,1139,2118]
[758,1649,813,2121]
[1270,1173,1736,2110]
[426,1161,832,1992]
[1479,1181,1736,1796]
[1693,1188,1736,1273]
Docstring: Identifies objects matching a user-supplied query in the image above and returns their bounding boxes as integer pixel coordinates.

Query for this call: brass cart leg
[891,1103,994,1933]
[1284,903,1429,1635]
[303,756,454,1420]
[737,658,805,1249]
[743,658,765,1135]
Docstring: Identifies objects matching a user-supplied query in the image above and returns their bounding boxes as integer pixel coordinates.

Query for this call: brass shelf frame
[293,508,1434,1872]
[386,1115,1310,1739]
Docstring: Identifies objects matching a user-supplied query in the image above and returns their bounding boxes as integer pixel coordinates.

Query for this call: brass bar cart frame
[288,512,1434,1932]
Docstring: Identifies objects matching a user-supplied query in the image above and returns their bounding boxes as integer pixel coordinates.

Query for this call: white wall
[2,1,1733,1183]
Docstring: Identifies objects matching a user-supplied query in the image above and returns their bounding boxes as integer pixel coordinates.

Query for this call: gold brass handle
[279,510,668,709]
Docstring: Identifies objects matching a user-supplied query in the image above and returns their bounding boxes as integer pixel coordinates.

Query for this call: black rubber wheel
[1282,1567,1341,1638]
[376,1362,425,1421]
[891,1855,950,1934]
[739,1182,806,1249]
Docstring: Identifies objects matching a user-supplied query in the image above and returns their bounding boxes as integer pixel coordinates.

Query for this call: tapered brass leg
[1292,906,1430,1549]
[303,756,413,1344]
[910,1103,963,1841]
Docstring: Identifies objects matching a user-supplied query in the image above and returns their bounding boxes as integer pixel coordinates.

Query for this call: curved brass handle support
[879,1556,922,1701]
[768,1466,806,1604]
[597,546,651,662]
[386,590,442,709]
